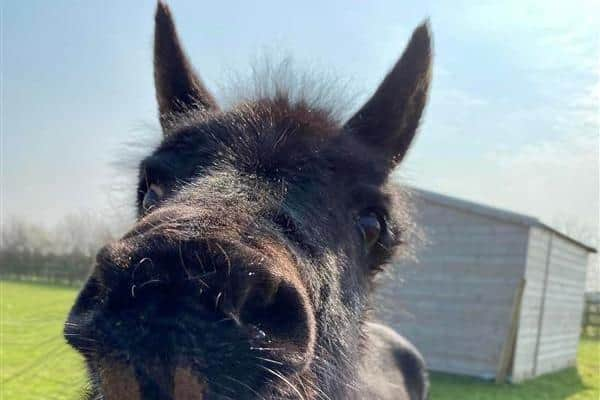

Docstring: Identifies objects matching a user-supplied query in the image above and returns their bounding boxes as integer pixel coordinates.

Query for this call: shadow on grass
[429,367,589,400]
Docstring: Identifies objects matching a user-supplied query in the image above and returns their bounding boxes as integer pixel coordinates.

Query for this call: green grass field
[430,339,599,400]
[1,280,598,399]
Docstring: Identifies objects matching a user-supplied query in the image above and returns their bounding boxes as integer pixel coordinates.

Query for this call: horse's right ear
[154,2,218,132]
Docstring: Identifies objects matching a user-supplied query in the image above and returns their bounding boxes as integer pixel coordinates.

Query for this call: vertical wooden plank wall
[533,235,588,376]
[376,199,529,378]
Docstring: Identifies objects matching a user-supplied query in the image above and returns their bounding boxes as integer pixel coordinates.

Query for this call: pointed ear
[344,22,432,167]
[154,2,218,132]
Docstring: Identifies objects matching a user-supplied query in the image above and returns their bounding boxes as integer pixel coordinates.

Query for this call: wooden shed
[376,188,596,382]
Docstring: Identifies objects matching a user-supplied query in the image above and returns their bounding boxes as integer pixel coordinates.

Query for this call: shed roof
[411,187,597,253]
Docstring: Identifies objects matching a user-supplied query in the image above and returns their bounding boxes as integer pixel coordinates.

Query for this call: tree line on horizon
[1,210,596,288]
[0,212,122,285]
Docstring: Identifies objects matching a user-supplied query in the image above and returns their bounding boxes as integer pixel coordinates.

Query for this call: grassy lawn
[1,281,87,400]
[1,280,598,399]
[430,339,599,399]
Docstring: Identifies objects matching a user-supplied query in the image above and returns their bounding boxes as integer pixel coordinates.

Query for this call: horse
[65,2,432,399]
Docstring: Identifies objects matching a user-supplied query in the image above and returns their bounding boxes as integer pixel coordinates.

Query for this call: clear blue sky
[3,1,599,243]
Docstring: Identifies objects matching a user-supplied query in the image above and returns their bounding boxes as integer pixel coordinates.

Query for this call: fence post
[582,292,600,338]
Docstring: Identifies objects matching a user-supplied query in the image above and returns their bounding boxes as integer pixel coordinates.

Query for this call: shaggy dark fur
[65,2,432,399]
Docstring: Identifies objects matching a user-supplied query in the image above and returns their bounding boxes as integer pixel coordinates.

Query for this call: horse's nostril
[235,274,317,370]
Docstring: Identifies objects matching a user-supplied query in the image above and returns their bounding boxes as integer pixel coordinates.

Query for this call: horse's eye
[142,184,163,212]
[358,212,382,250]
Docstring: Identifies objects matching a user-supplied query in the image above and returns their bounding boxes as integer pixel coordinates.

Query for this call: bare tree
[1,218,51,253]
[53,211,117,256]
[1,213,118,283]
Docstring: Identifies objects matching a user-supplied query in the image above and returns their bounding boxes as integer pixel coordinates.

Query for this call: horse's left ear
[344,22,432,167]
[154,2,218,132]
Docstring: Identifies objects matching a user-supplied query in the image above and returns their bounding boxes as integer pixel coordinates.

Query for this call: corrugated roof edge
[407,186,597,253]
